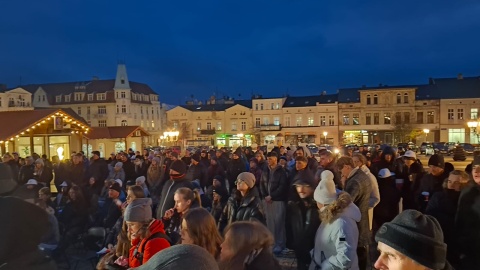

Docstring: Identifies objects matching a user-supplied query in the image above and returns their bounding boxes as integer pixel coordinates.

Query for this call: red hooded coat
[128,219,170,267]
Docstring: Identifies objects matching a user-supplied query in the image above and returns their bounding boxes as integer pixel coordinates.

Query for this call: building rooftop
[283,94,338,107]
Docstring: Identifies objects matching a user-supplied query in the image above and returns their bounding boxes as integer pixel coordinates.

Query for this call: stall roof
[85,126,149,140]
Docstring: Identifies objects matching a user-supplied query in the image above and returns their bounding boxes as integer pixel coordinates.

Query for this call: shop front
[0,109,89,159]
[84,126,150,158]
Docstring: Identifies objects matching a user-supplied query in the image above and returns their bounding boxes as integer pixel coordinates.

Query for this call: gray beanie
[124,198,152,223]
[237,172,256,188]
[375,210,447,270]
[115,162,123,168]
[133,244,219,270]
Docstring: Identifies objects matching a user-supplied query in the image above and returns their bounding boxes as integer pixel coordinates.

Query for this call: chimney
[92,76,99,81]
[457,73,463,80]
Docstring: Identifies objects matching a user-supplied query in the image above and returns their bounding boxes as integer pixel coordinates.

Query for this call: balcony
[199,129,216,135]
[259,124,282,131]
[94,113,107,118]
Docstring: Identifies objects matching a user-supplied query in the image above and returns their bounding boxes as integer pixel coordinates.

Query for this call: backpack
[133,232,173,265]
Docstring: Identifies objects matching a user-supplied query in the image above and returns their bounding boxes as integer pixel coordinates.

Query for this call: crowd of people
[0,144,479,270]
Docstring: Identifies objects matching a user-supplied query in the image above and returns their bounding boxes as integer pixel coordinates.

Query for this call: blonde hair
[320,192,352,224]
[175,187,201,207]
[219,221,273,270]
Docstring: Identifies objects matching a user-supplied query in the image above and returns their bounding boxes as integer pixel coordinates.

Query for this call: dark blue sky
[1,1,480,105]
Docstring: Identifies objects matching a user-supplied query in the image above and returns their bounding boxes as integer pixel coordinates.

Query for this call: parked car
[458,143,475,155]
[420,142,434,155]
[433,142,446,154]
[425,145,435,156]
[444,142,457,155]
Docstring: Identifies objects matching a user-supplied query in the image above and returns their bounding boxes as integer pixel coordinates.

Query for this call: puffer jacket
[287,197,320,258]
[259,164,288,201]
[343,168,372,247]
[219,188,264,231]
[128,219,171,268]
[309,203,361,270]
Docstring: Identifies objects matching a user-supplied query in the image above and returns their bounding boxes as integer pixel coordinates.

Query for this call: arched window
[121,120,127,126]
[366,95,371,105]
[397,93,401,104]
[404,93,409,104]
[373,94,378,104]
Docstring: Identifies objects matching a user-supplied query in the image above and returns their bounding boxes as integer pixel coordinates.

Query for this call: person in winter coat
[33,158,53,187]
[134,156,148,179]
[400,150,425,210]
[370,146,400,177]
[289,156,316,201]
[207,157,226,187]
[373,168,401,235]
[88,151,109,187]
[227,149,247,193]
[316,150,342,188]
[125,198,170,268]
[107,162,126,184]
[288,172,321,270]
[426,170,468,268]
[336,156,372,270]
[186,153,208,188]
[455,156,480,269]
[2,153,19,183]
[57,186,89,250]
[211,187,229,224]
[295,146,318,175]
[249,157,263,187]
[0,196,57,270]
[374,210,453,270]
[155,160,194,220]
[162,187,201,244]
[219,172,265,231]
[259,152,288,254]
[18,156,35,185]
[310,180,361,270]
[416,154,449,212]
[218,221,281,270]
[146,157,163,189]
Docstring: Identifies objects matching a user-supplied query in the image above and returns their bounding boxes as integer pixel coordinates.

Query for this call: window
[97,93,106,100]
[75,93,82,101]
[207,122,212,130]
[384,113,391,124]
[217,122,222,130]
[417,111,423,124]
[241,121,246,131]
[396,93,401,104]
[140,107,143,114]
[276,103,280,109]
[77,107,82,115]
[471,108,478,120]
[328,115,335,126]
[448,109,454,120]
[457,108,464,120]
[260,104,264,110]
[173,122,178,129]
[56,95,61,103]
[307,115,314,126]
[255,118,260,127]
[271,103,274,110]
[263,117,269,125]
[98,106,106,114]
[132,94,136,100]
[285,116,291,127]
[353,113,359,125]
[87,94,93,101]
[121,120,127,126]
[366,113,371,125]
[121,92,126,98]
[427,111,434,124]
[116,105,119,113]
[343,114,349,125]
[151,121,155,128]
[374,113,379,125]
[121,105,127,113]
[65,95,71,102]
[98,120,107,127]
[87,106,90,115]
[404,93,408,104]
[296,115,302,126]
[404,112,410,124]
[320,115,326,126]
[197,122,201,130]
[37,95,41,102]
[231,122,237,131]
[366,95,371,105]
[42,95,45,102]
[373,94,378,104]
[255,104,258,110]
[274,117,280,126]
[395,112,402,123]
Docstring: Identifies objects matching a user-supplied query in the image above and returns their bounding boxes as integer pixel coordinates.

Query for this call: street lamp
[323,131,328,144]
[467,120,480,143]
[423,129,430,142]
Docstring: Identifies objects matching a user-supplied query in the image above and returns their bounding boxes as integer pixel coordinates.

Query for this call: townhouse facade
[0,87,33,112]
[12,64,163,152]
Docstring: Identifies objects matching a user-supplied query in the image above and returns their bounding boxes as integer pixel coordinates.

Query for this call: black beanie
[428,154,445,169]
[191,153,200,163]
[375,210,447,270]
[170,160,187,175]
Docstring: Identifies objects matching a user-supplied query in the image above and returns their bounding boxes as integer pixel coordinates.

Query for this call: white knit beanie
[314,170,337,204]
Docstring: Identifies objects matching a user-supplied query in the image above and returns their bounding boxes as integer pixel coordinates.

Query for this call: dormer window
[56,95,62,103]
[65,95,71,102]
[97,93,106,100]
[87,94,93,101]
[121,77,125,84]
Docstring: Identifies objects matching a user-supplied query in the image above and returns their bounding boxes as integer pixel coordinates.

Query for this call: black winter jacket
[260,165,288,201]
[287,197,320,254]
[219,188,264,231]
